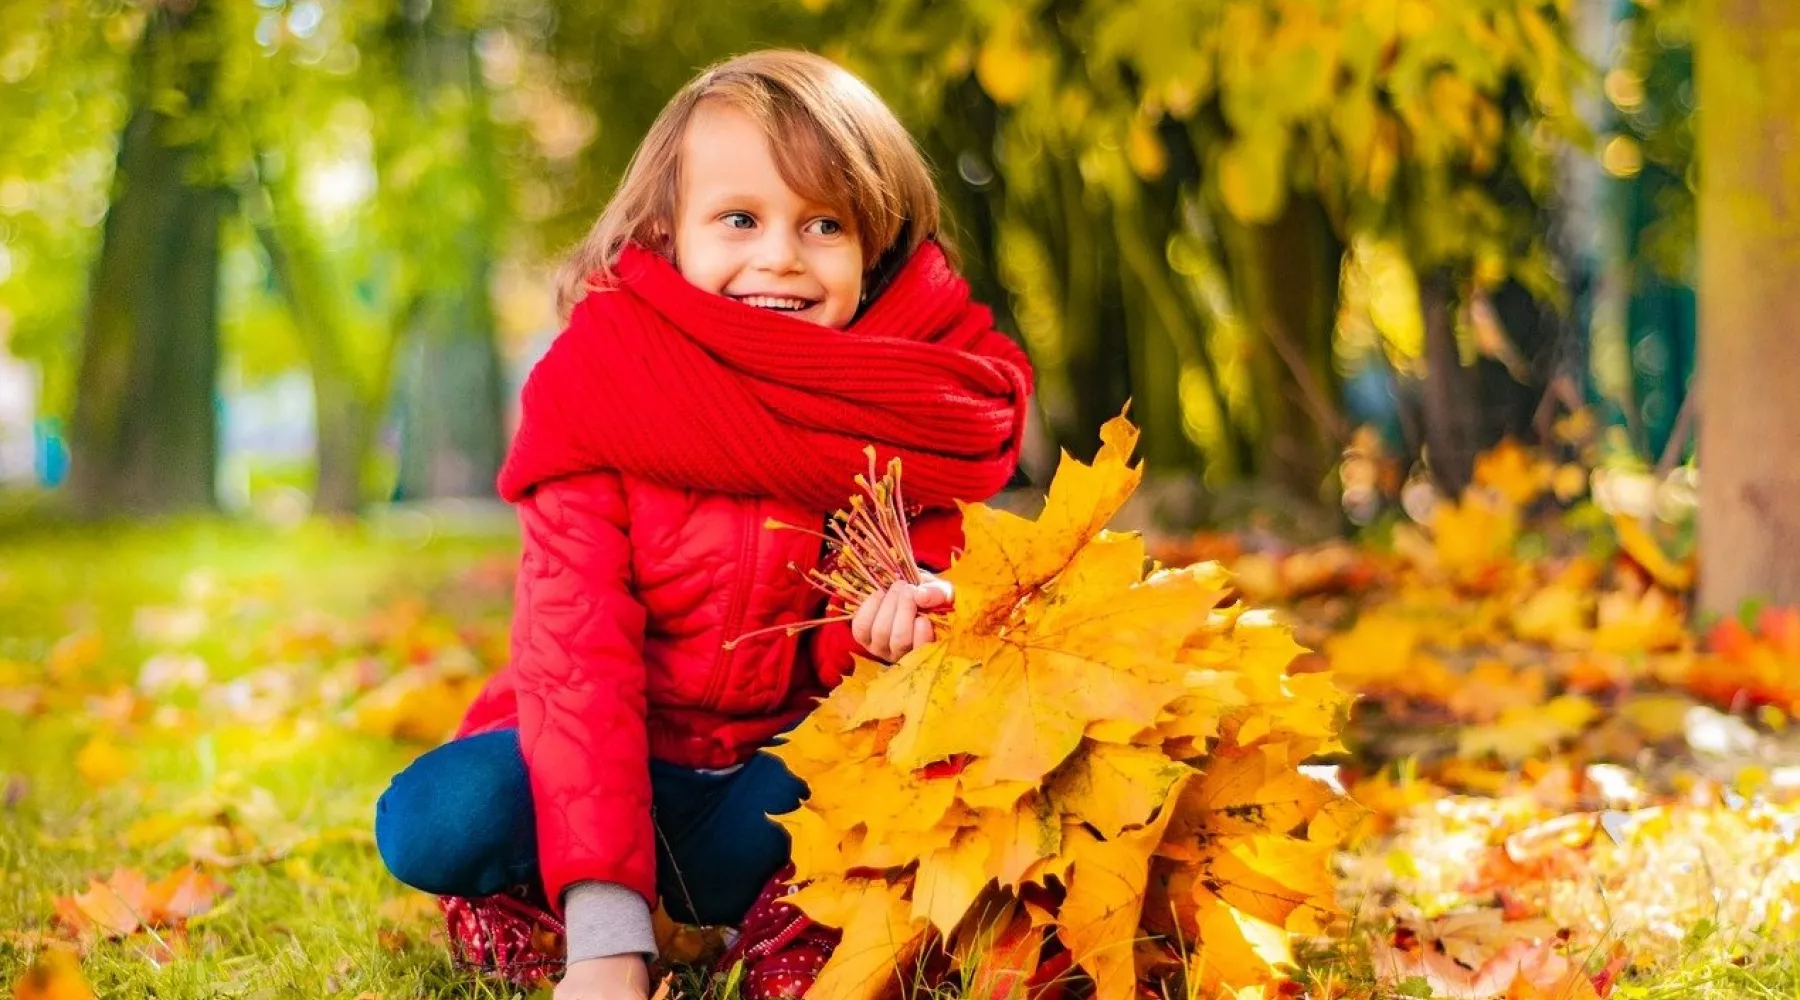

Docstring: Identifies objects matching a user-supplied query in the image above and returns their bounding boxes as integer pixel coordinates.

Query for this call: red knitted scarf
[496,242,1034,510]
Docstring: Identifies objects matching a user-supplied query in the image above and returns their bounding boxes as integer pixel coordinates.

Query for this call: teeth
[738,295,811,311]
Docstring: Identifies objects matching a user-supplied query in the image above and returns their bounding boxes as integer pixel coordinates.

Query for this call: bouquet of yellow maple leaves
[765,414,1356,1000]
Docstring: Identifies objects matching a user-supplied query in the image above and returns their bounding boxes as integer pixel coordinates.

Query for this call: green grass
[5,514,1800,999]
[0,513,535,998]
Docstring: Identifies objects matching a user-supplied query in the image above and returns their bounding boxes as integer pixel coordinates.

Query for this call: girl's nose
[753,230,804,273]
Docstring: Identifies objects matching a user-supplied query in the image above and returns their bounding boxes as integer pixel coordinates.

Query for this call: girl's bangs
[764,103,881,252]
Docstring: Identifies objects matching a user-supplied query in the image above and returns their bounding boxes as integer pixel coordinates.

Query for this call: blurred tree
[65,0,243,515]
[0,4,135,421]
[1695,0,1800,616]
[246,151,408,516]
[236,0,408,516]
[375,0,509,501]
[811,0,1583,501]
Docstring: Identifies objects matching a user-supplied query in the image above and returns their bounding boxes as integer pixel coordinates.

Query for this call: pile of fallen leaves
[1146,430,1800,997]
[769,415,1354,1000]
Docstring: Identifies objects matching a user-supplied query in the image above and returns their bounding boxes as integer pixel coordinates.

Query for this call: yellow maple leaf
[1180,743,1337,839]
[1058,774,1190,1000]
[912,827,991,936]
[1203,833,1339,934]
[789,878,929,1000]
[943,417,1143,632]
[976,791,1062,888]
[1323,611,1421,690]
[1048,743,1190,839]
[351,667,484,744]
[861,536,1221,788]
[1509,579,1594,648]
[767,414,1352,1000]
[1188,893,1295,995]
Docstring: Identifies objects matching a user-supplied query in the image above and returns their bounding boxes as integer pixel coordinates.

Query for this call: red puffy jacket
[457,470,962,913]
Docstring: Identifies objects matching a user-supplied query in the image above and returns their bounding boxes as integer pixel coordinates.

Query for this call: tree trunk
[1420,268,1479,495]
[1214,194,1347,497]
[66,0,226,517]
[1695,0,1800,617]
[249,167,395,517]
[1113,192,1205,474]
[1480,277,1560,446]
[393,286,507,499]
[383,7,507,501]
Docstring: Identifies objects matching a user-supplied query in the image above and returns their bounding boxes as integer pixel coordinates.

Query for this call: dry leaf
[11,948,95,1000]
[73,736,133,790]
[52,865,228,942]
[770,414,1351,1000]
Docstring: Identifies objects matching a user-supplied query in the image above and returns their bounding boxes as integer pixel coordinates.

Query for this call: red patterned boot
[718,864,842,1000]
[440,888,567,988]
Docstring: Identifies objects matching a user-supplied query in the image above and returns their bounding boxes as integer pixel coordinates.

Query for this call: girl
[374,49,1033,1000]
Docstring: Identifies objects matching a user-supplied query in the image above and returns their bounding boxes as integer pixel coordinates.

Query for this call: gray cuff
[563,880,657,962]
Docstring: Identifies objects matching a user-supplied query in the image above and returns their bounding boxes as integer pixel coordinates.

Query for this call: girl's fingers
[914,576,955,610]
[912,617,934,652]
[851,587,883,649]
[886,586,919,660]
[870,585,905,660]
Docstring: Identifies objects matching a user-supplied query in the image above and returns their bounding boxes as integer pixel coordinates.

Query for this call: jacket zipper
[703,496,763,710]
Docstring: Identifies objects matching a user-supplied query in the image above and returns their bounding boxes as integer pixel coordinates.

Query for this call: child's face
[673,103,865,330]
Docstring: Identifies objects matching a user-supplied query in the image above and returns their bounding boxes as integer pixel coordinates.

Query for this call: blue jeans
[374,729,806,925]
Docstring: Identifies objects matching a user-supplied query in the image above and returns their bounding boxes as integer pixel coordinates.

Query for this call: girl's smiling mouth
[732,294,818,313]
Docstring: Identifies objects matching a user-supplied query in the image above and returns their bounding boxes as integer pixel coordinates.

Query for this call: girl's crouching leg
[375,728,538,898]
[663,750,807,926]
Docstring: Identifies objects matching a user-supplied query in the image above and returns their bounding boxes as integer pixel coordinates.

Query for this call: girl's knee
[372,731,535,896]
[375,776,462,893]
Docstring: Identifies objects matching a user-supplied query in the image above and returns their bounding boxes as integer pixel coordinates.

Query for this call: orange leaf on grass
[11,948,95,1000]
[1372,912,1585,999]
[52,865,228,942]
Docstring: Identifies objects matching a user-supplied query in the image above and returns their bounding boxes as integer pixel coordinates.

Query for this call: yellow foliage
[1126,118,1166,180]
[1612,515,1695,592]
[1217,129,1289,223]
[11,949,94,1000]
[74,735,134,790]
[976,13,1036,106]
[769,414,1351,1000]
[1474,439,1551,507]
[1430,494,1519,585]
[351,666,484,744]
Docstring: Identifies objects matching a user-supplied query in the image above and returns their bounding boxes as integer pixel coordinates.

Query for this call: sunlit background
[11,4,1800,998]
[0,0,1703,532]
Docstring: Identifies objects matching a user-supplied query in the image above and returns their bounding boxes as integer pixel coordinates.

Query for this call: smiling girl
[373,50,1033,1000]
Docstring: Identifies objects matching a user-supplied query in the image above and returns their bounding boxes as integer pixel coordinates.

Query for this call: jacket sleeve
[510,471,656,913]
[812,505,967,688]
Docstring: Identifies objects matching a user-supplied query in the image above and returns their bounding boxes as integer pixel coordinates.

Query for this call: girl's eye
[810,218,844,237]
[722,212,755,230]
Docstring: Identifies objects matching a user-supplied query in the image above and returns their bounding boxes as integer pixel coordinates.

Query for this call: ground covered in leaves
[5,437,1800,998]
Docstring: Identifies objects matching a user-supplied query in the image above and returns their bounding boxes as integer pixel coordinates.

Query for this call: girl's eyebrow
[700,190,844,215]
[702,191,767,208]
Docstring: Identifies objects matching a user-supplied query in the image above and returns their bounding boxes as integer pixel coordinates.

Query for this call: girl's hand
[852,574,954,663]
[556,955,650,1000]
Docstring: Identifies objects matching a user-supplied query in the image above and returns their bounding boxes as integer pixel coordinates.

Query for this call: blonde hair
[556,49,947,315]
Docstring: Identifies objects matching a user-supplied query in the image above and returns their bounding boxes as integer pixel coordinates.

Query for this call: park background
[5,1,1800,998]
